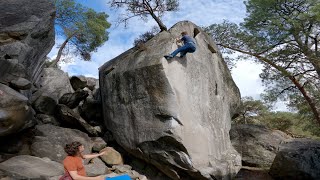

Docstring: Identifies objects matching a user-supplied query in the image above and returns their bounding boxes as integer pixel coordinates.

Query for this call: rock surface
[269,138,320,180]
[70,75,88,90]
[0,155,63,179]
[59,89,89,109]
[34,68,74,102]
[100,147,124,165]
[0,84,33,136]
[99,21,241,179]
[31,124,93,162]
[230,124,291,168]
[0,0,55,84]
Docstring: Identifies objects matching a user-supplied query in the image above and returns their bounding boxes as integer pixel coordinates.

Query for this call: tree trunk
[49,34,74,68]
[289,77,320,125]
[149,12,167,32]
[220,44,320,126]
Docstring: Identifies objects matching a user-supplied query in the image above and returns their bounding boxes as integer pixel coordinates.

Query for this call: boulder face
[33,68,74,102]
[31,124,93,162]
[0,155,63,179]
[99,21,241,179]
[230,124,291,168]
[269,138,320,180]
[0,84,33,136]
[0,0,55,84]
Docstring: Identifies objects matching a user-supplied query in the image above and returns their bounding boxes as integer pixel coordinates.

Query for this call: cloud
[232,60,264,99]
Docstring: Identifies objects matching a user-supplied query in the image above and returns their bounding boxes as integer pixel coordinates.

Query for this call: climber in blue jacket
[164,31,196,60]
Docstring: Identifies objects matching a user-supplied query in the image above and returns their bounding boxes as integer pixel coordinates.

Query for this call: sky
[48,0,287,111]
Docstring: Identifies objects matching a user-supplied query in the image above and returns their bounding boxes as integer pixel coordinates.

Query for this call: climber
[164,31,196,60]
[61,141,107,180]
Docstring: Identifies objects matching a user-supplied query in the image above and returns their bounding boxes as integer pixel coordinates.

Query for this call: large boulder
[31,124,93,162]
[269,138,320,180]
[34,68,74,102]
[0,155,63,179]
[0,84,33,136]
[230,124,291,168]
[0,0,55,85]
[99,21,241,179]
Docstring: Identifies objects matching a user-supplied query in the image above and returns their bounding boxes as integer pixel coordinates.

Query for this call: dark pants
[170,42,196,57]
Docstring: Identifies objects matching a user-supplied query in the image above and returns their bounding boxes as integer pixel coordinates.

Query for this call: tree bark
[49,34,74,68]
[149,12,167,31]
[220,44,320,126]
[289,77,320,126]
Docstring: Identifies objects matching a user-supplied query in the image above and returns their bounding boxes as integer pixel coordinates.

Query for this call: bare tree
[110,0,179,31]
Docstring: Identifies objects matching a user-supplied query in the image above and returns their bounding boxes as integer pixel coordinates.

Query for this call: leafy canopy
[109,0,179,31]
[53,0,111,63]
[205,0,320,124]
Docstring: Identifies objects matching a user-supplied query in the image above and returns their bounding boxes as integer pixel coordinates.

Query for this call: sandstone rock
[92,137,107,152]
[100,147,124,165]
[56,105,101,136]
[32,95,57,115]
[0,59,26,85]
[9,77,31,90]
[31,124,93,162]
[99,21,241,179]
[0,0,55,84]
[70,75,87,90]
[79,97,103,124]
[86,77,98,91]
[269,138,320,180]
[35,68,74,101]
[0,84,33,136]
[0,155,63,179]
[85,158,107,177]
[112,164,132,173]
[59,89,89,109]
[35,114,60,126]
[230,124,291,168]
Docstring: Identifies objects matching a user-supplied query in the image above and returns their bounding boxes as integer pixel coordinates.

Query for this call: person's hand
[98,175,108,180]
[99,151,106,156]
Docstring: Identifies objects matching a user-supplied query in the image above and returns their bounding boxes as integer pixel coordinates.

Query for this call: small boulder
[86,77,98,91]
[9,77,31,90]
[92,137,107,152]
[59,89,89,109]
[70,75,87,90]
[100,147,123,165]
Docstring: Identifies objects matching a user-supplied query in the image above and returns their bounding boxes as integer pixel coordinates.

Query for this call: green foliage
[259,112,295,131]
[234,97,320,138]
[234,96,270,124]
[205,0,320,125]
[54,0,111,61]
